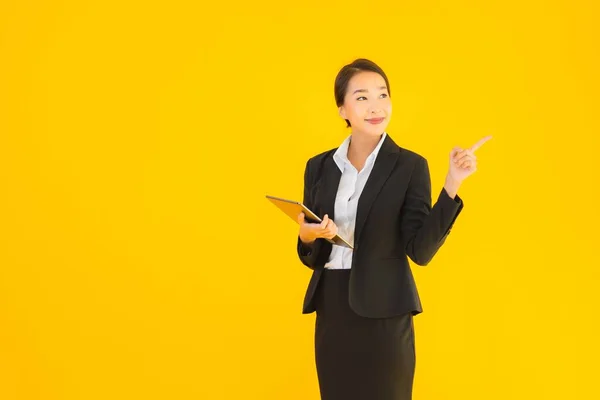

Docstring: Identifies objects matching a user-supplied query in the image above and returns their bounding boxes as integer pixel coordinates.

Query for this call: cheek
[383,98,392,110]
[349,103,368,119]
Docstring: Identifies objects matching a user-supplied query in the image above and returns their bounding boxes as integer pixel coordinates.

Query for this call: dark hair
[334,58,391,128]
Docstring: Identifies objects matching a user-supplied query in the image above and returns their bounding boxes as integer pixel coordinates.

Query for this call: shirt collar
[333,131,387,172]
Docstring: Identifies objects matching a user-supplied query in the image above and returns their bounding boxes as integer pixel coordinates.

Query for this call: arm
[296,159,332,270]
[400,156,464,266]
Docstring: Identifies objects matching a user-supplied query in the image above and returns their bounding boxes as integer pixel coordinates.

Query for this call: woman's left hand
[448,135,492,183]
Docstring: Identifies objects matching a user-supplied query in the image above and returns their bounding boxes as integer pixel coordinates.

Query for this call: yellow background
[1,1,599,399]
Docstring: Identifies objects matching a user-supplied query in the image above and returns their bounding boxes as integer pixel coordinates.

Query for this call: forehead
[347,71,387,90]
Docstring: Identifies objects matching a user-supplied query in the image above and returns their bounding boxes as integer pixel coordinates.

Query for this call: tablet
[265,195,353,249]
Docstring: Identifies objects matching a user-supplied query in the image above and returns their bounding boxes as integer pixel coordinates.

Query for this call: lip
[365,117,385,124]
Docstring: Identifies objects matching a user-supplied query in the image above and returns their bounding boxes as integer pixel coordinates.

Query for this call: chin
[363,124,388,136]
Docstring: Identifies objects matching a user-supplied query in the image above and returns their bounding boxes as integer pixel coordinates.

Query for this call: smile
[365,118,385,124]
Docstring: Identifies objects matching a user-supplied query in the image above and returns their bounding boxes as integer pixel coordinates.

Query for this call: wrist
[299,232,316,245]
[444,175,462,198]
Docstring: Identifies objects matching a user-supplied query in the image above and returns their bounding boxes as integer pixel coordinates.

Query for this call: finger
[455,152,475,164]
[450,147,463,159]
[466,162,477,171]
[297,212,305,224]
[453,147,474,162]
[326,219,335,233]
[458,157,472,167]
[452,150,464,162]
[325,223,338,239]
[459,159,476,169]
[320,214,329,229]
[321,219,332,234]
[318,219,334,237]
[453,151,472,164]
[469,135,492,152]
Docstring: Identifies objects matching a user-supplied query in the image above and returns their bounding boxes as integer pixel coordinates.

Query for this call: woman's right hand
[297,213,338,244]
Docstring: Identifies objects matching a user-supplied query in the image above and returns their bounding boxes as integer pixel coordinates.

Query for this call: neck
[348,132,383,159]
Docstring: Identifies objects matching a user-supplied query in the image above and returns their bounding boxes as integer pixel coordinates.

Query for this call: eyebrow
[352,86,388,95]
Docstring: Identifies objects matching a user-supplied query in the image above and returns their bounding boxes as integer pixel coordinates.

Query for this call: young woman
[296,58,491,400]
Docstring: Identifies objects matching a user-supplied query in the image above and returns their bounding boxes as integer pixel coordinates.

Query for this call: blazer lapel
[354,135,400,247]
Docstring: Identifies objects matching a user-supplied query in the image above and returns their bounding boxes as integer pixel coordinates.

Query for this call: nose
[368,98,385,115]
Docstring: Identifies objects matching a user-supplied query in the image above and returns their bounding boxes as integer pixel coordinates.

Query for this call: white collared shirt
[324,132,387,269]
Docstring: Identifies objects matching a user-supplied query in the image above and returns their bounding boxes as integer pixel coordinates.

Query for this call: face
[339,70,392,137]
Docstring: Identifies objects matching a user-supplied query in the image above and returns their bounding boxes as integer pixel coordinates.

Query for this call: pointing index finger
[469,135,493,152]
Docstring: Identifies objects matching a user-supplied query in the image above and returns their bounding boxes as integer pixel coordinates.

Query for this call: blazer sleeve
[296,159,333,270]
[400,156,464,266]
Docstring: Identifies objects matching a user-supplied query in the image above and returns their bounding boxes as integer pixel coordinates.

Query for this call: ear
[338,106,347,120]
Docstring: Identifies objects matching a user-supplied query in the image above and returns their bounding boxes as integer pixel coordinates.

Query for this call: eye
[357,96,367,101]
[380,93,388,98]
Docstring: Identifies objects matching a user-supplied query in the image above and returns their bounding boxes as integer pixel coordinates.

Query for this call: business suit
[296,133,463,400]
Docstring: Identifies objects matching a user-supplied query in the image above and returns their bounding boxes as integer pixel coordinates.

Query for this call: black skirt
[314,269,416,400]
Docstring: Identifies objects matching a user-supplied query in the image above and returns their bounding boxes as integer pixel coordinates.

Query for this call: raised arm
[400,156,464,266]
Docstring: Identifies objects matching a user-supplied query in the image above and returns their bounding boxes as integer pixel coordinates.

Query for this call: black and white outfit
[297,132,463,400]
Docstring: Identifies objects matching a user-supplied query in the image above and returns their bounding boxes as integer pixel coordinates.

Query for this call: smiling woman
[295,58,490,400]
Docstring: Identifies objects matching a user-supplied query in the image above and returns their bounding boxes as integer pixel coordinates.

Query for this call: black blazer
[297,134,464,318]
